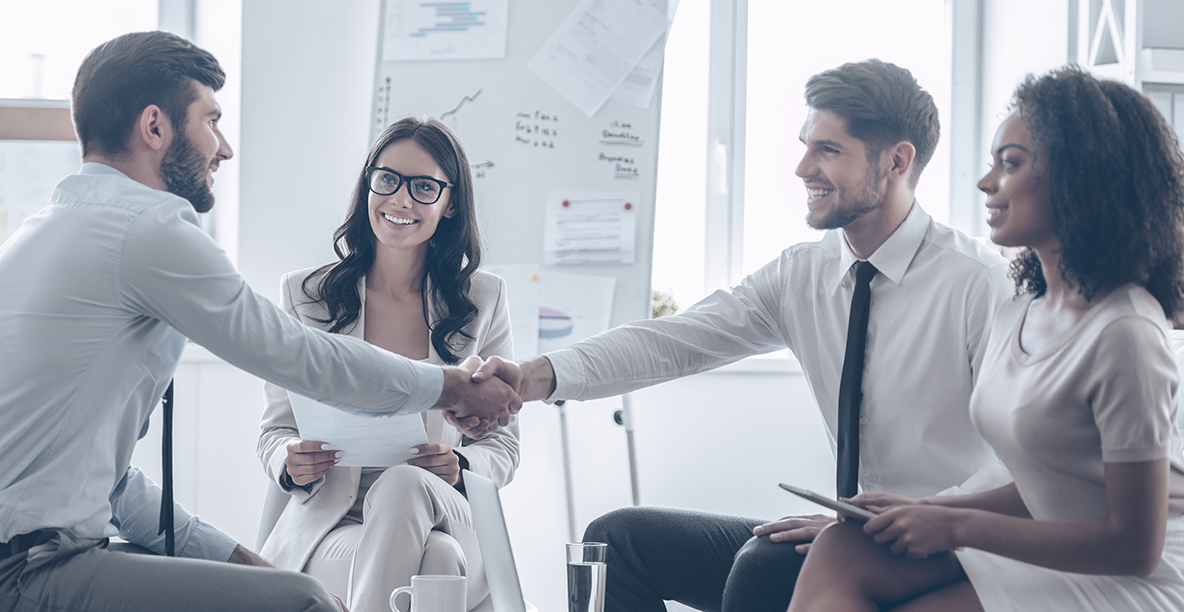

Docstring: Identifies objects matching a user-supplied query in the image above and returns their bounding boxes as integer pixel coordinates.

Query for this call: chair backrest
[464,470,527,612]
[256,479,289,551]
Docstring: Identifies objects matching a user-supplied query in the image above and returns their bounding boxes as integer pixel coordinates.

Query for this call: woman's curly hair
[1007,66,1184,323]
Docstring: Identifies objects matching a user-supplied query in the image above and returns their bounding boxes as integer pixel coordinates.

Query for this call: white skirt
[957,515,1184,611]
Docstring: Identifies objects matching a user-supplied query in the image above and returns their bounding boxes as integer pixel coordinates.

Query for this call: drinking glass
[566,542,607,612]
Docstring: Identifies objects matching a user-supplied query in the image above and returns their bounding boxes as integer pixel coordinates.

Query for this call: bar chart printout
[383,0,510,61]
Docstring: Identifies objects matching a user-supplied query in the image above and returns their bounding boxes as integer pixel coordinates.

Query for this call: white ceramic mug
[389,575,466,612]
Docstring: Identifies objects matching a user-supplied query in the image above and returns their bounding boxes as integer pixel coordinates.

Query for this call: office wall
[979,0,1071,166]
[238,0,382,303]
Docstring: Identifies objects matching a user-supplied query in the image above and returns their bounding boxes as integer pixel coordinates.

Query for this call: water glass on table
[567,542,607,612]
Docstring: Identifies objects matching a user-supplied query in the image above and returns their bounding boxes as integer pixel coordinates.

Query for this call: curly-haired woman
[788,66,1184,611]
[256,117,517,612]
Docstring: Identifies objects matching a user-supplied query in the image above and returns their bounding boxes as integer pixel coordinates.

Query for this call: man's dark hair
[72,31,225,158]
[804,59,939,187]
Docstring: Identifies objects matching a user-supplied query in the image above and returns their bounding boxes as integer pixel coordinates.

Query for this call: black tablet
[778,483,877,523]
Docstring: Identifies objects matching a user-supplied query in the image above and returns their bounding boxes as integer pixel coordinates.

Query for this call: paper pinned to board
[485,264,616,359]
[543,191,639,265]
[287,392,429,467]
[526,0,669,116]
[611,0,680,109]
[382,0,510,61]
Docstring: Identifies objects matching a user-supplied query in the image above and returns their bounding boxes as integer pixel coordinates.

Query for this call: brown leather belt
[0,531,47,560]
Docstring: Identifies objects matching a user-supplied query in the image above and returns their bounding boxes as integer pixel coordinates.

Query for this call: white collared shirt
[547,204,1013,497]
[0,163,443,545]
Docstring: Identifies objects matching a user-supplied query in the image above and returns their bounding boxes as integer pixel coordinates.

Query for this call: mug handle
[389,586,414,612]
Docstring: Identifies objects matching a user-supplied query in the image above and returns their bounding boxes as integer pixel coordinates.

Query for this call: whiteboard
[372,0,663,339]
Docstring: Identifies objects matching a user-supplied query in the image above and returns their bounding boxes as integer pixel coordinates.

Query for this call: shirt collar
[831,201,931,292]
[79,161,132,180]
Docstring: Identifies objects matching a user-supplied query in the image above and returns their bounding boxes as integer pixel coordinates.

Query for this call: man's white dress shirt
[547,204,1013,497]
[0,163,443,546]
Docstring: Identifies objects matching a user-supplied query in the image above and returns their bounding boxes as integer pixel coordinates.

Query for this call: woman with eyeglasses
[256,116,517,612]
[788,66,1184,611]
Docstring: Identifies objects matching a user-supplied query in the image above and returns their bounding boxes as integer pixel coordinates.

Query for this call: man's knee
[274,570,340,612]
[732,534,807,581]
[583,506,671,546]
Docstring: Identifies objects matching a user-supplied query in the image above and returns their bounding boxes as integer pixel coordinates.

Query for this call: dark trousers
[582,507,807,612]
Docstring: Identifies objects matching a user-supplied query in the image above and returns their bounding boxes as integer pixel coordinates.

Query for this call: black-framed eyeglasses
[366,166,454,205]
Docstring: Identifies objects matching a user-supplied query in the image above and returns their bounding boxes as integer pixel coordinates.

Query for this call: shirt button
[866,474,879,483]
[859,416,869,425]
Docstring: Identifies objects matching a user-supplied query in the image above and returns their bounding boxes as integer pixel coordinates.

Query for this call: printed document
[288,392,429,467]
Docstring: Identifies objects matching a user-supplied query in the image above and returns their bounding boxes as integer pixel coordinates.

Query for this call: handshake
[431,355,556,438]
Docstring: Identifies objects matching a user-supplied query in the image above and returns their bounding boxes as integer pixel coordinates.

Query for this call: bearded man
[0,31,518,612]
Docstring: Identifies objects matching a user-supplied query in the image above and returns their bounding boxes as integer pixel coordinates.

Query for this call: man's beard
[160,125,215,213]
[805,164,884,230]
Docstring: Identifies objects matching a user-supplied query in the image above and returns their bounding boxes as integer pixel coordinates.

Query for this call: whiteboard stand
[555,400,579,543]
[557,394,643,543]
[615,394,641,507]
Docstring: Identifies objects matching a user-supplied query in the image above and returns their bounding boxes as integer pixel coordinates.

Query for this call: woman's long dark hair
[302,116,481,363]
[1007,66,1184,323]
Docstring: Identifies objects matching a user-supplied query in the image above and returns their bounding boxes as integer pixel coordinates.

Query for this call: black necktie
[158,379,175,556]
[837,261,877,499]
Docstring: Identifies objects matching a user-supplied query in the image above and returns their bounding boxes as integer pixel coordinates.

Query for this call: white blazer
[256,266,519,571]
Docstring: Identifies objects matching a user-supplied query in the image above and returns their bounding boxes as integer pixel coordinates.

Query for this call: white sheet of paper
[484,265,615,357]
[535,271,615,353]
[382,0,509,61]
[527,0,669,116]
[543,191,639,265]
[484,265,542,358]
[287,392,429,467]
[611,0,678,109]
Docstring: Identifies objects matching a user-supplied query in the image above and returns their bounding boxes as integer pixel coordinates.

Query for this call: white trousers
[309,465,487,612]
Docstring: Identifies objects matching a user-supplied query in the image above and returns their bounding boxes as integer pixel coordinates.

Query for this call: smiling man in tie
[475,59,1014,612]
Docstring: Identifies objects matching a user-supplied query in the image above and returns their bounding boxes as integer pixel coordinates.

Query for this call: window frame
[699,0,986,293]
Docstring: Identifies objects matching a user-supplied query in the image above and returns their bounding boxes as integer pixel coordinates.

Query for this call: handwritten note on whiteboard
[543,191,639,265]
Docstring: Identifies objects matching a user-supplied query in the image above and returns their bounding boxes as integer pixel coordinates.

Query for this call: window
[0,1,159,100]
[653,0,951,311]
[651,0,710,312]
[742,0,950,276]
[0,1,241,258]
[0,0,159,245]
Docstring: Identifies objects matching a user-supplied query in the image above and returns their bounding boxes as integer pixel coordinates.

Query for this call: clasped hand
[436,355,523,438]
